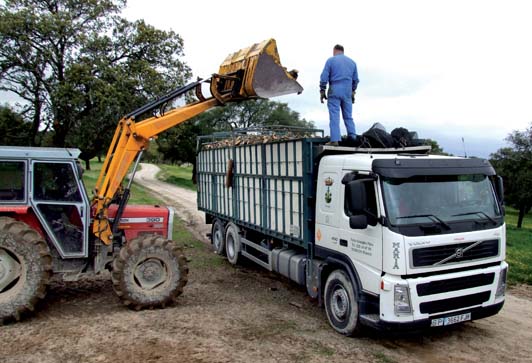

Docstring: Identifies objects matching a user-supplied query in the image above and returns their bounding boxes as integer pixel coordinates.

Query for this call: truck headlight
[394,285,412,314]
[496,267,507,298]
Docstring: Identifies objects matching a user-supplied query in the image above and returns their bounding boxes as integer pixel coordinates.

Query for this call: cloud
[359,69,433,98]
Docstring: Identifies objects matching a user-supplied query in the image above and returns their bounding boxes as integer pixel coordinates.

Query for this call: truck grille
[417,273,495,296]
[419,291,491,314]
[412,239,499,267]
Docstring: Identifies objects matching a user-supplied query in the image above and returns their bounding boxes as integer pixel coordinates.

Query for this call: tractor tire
[0,217,52,324]
[111,234,188,310]
[211,219,225,255]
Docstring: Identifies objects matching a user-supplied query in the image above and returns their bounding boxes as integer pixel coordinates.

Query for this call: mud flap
[306,259,324,301]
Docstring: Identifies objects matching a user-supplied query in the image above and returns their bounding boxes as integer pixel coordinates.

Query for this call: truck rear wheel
[211,219,225,255]
[225,223,241,265]
[111,235,188,309]
[324,269,361,336]
[0,217,52,323]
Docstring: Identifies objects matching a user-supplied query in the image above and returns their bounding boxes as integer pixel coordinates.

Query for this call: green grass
[373,352,397,363]
[504,207,532,285]
[505,225,532,285]
[83,160,532,285]
[82,160,160,205]
[157,164,196,191]
[82,159,211,263]
[504,207,532,229]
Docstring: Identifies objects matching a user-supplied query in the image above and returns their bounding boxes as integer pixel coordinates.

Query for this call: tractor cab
[0,147,90,258]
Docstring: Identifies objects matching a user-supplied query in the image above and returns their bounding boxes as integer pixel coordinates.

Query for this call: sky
[122,0,532,157]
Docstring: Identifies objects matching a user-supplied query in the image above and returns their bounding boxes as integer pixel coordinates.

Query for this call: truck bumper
[366,262,508,331]
[361,300,504,331]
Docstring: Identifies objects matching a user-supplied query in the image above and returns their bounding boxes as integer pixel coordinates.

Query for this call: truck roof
[0,146,81,160]
[322,152,495,177]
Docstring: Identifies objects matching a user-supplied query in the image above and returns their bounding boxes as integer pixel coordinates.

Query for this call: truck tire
[324,269,361,336]
[0,217,52,323]
[211,219,225,255]
[225,223,240,265]
[111,234,188,310]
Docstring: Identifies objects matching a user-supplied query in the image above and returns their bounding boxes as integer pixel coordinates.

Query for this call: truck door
[315,169,341,247]
[338,171,383,295]
[31,161,89,258]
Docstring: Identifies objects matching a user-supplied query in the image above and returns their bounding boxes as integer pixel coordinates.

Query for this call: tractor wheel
[0,217,52,323]
[111,235,188,310]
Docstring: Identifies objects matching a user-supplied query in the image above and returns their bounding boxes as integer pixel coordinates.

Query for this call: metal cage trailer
[196,130,507,335]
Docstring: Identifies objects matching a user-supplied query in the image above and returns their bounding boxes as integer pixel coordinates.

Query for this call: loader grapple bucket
[216,39,303,99]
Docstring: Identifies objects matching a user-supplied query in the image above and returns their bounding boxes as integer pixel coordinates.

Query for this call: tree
[490,123,532,228]
[155,99,314,163]
[0,105,32,145]
[0,0,191,169]
[426,139,450,155]
[0,0,125,145]
[64,18,191,169]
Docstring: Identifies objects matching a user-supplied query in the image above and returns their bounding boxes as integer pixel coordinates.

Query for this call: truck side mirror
[496,176,504,205]
[349,215,368,229]
[345,180,367,214]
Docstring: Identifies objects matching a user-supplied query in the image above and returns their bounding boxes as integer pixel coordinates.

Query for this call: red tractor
[0,39,303,322]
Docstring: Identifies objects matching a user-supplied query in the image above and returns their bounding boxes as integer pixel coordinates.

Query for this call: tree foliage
[156,99,315,164]
[0,105,32,145]
[426,138,450,155]
[490,123,532,228]
[0,0,191,169]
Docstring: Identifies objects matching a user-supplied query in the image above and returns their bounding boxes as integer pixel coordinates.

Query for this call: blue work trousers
[327,82,356,142]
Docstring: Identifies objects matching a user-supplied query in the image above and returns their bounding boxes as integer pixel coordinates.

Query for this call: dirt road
[1,164,531,363]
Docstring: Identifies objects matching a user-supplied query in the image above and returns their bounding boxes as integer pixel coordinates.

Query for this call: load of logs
[201,131,315,150]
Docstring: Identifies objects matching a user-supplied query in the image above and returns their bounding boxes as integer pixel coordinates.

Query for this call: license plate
[431,312,471,327]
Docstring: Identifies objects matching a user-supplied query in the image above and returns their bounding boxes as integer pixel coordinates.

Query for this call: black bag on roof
[391,127,413,147]
[362,123,394,148]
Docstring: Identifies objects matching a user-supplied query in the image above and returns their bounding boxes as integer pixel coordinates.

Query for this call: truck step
[241,250,272,271]
[359,314,381,324]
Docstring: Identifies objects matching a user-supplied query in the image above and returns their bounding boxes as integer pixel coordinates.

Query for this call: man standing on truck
[320,44,359,146]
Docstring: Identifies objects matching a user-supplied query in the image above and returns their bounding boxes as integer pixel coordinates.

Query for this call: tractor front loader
[0,39,302,323]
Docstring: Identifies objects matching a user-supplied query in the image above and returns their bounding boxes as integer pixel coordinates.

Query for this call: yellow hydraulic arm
[92,39,303,245]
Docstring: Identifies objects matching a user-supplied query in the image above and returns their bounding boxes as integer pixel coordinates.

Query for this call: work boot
[326,141,339,146]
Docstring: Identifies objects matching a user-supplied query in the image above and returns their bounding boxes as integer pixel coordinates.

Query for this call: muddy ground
[1,164,531,363]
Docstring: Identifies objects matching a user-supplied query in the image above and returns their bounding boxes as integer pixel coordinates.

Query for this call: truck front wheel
[324,269,361,336]
[111,235,188,309]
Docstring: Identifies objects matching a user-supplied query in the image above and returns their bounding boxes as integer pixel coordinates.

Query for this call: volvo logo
[455,248,464,258]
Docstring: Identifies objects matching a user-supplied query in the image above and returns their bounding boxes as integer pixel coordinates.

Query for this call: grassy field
[504,207,532,229]
[82,160,160,205]
[156,163,196,191]
[157,164,532,286]
[505,207,532,285]
[81,160,214,267]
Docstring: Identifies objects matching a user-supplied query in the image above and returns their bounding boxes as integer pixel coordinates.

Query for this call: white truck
[196,129,507,335]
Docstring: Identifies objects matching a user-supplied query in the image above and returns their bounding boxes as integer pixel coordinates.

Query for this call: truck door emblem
[392,242,400,269]
[324,177,333,203]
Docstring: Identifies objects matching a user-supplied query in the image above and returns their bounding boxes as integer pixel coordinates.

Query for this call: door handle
[340,239,348,247]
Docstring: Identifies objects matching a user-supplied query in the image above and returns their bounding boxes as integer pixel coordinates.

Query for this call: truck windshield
[382,174,501,226]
